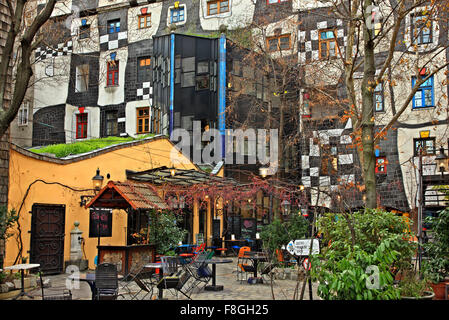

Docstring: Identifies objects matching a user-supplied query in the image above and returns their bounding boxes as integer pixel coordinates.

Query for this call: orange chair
[236,247,254,283]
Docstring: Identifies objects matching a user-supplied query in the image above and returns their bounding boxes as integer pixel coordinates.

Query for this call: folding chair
[161,256,179,276]
[236,246,254,283]
[184,250,214,292]
[156,269,192,300]
[95,263,119,300]
[39,271,72,300]
[118,264,156,300]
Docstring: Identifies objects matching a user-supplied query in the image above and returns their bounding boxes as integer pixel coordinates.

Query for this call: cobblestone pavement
[23,257,321,301]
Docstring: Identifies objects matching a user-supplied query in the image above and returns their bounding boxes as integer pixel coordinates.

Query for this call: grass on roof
[29,134,155,158]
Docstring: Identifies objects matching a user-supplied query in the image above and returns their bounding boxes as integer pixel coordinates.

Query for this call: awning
[85,180,169,210]
[125,166,241,187]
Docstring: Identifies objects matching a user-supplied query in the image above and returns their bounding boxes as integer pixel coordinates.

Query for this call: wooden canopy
[85,180,169,210]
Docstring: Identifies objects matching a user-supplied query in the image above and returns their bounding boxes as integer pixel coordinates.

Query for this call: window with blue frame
[412,75,434,108]
[170,7,185,23]
[108,19,120,34]
[374,82,384,112]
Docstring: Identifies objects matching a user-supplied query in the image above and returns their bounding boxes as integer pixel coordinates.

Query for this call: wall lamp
[435,147,449,175]
[80,168,105,207]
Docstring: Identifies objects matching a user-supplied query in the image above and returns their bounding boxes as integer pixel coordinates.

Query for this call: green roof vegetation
[29,134,155,158]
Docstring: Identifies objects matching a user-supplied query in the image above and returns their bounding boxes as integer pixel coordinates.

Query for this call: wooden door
[30,204,65,274]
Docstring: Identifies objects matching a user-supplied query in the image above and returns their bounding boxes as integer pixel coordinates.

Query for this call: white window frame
[18,102,29,126]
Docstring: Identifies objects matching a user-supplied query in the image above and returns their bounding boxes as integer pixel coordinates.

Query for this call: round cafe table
[204,258,233,291]
[4,263,40,299]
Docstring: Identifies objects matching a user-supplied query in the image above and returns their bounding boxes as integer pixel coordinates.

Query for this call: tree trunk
[361,0,377,209]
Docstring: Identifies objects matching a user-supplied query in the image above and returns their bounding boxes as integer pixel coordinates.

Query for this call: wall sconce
[259,167,268,178]
[80,168,104,207]
[281,199,291,216]
[170,166,176,177]
[435,147,448,175]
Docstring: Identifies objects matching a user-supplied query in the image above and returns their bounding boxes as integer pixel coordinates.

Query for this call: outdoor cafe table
[143,262,164,299]
[244,253,268,281]
[4,263,40,300]
[204,258,233,291]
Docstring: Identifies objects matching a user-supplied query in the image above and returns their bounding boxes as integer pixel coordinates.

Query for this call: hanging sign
[286,239,320,256]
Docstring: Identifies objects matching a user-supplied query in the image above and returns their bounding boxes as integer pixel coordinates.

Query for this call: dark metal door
[30,204,65,274]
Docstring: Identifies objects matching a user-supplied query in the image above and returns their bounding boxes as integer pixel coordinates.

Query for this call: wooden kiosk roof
[85,180,169,210]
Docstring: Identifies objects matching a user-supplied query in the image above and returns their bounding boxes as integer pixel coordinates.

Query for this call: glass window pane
[424,89,432,106]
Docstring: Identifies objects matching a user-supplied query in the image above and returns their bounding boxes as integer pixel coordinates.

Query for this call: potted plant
[422,207,449,300]
[399,270,434,300]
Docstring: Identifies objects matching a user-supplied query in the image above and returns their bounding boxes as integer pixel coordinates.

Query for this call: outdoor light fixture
[281,199,290,215]
[259,167,268,178]
[92,168,104,192]
[80,168,104,207]
[170,166,176,177]
[435,146,448,175]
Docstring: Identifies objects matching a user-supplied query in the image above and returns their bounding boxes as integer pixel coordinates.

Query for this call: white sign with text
[286,239,320,256]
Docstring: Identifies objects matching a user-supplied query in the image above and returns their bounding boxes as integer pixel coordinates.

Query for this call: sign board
[241,218,256,240]
[302,258,311,271]
[89,208,112,238]
[286,239,320,256]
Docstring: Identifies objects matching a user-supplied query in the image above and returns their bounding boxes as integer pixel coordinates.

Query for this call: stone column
[65,221,88,271]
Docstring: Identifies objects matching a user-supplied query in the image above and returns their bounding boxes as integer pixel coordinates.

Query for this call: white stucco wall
[199,0,255,31]
[65,104,100,143]
[72,15,100,54]
[33,56,71,112]
[128,2,163,43]
[97,47,128,106]
[125,100,151,137]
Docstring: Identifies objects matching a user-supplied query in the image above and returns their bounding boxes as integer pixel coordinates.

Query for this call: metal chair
[39,271,72,300]
[236,246,254,283]
[118,263,156,300]
[156,269,192,300]
[161,256,179,276]
[95,263,119,300]
[184,250,214,292]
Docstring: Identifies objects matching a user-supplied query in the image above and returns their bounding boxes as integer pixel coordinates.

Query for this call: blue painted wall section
[218,33,226,159]
[170,32,175,136]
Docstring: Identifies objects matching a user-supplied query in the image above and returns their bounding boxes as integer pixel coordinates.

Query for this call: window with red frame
[76,113,88,139]
[375,156,387,174]
[267,0,289,4]
[107,61,119,86]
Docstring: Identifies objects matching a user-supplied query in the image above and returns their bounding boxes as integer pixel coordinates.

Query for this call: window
[267,0,289,3]
[375,157,387,174]
[412,75,434,108]
[170,7,185,23]
[18,103,28,126]
[266,34,291,52]
[79,24,90,39]
[152,108,160,134]
[207,0,229,16]
[75,64,89,93]
[105,111,118,136]
[76,113,88,139]
[319,30,337,59]
[138,13,151,29]
[196,61,210,91]
[374,82,384,112]
[414,137,435,156]
[136,107,149,134]
[137,57,151,83]
[107,61,119,86]
[411,13,432,45]
[108,19,120,34]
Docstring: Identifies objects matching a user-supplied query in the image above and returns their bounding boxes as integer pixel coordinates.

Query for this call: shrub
[311,208,416,300]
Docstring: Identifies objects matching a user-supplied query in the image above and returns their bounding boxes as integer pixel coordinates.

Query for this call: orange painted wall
[5,137,197,270]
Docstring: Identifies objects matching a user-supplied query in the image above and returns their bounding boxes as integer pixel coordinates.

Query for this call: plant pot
[401,290,435,300]
[429,282,448,300]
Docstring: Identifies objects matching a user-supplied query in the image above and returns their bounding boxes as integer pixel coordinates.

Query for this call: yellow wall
[5,137,198,270]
